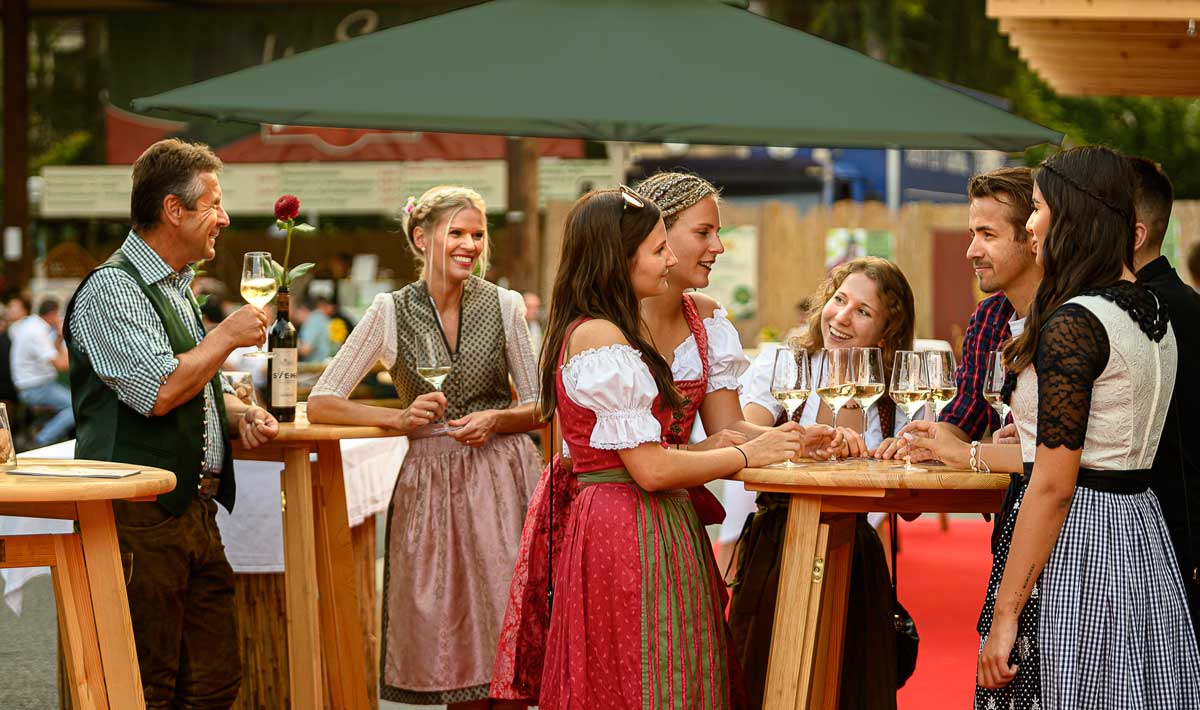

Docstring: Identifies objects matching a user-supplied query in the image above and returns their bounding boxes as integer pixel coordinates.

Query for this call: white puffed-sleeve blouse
[561,344,662,451]
[671,302,750,392]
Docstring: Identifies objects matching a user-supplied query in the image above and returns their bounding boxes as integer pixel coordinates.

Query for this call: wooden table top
[732,458,1010,492]
[0,458,176,503]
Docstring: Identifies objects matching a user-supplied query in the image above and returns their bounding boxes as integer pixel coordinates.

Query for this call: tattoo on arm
[1013,564,1037,616]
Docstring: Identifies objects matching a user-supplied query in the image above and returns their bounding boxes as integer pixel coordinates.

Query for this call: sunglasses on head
[619,185,645,211]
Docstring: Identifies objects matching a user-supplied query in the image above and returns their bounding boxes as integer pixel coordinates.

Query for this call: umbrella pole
[506,137,540,293]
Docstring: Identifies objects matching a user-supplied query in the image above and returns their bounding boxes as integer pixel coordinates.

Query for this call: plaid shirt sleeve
[68,268,180,417]
[938,294,1013,440]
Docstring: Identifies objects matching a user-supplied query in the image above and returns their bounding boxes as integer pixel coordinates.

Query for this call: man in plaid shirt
[939,167,1041,443]
[879,167,1040,458]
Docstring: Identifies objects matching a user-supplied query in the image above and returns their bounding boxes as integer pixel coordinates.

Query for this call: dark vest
[388,276,512,421]
[64,250,235,516]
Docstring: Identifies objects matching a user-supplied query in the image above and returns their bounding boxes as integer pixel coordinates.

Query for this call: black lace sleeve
[1035,304,1110,450]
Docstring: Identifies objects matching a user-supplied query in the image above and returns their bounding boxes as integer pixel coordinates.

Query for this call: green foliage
[772,0,1200,197]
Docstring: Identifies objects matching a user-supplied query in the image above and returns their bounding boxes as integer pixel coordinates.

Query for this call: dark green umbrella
[132,0,1060,150]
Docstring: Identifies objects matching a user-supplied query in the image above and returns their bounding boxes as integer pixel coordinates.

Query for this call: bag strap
[889,513,900,600]
[547,413,556,611]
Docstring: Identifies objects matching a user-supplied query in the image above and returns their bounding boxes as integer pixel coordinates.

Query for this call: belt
[197,474,221,500]
[992,463,1151,554]
[577,468,633,486]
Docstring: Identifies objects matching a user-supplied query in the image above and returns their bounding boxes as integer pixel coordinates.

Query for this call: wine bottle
[267,287,297,423]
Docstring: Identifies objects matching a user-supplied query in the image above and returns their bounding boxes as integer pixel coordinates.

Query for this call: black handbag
[890,513,920,688]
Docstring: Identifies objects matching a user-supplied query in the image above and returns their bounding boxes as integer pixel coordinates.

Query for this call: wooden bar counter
[0,459,176,709]
[730,459,1009,710]
[234,422,401,710]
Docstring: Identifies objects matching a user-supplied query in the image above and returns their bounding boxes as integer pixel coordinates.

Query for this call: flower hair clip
[403,196,417,216]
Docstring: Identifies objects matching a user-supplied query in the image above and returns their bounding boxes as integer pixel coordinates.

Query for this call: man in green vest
[65,139,278,709]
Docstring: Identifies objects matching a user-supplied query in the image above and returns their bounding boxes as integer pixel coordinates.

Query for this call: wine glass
[852,347,886,461]
[816,348,856,463]
[925,350,958,419]
[890,350,931,471]
[769,343,811,469]
[240,251,277,359]
[418,334,453,432]
[983,350,1010,426]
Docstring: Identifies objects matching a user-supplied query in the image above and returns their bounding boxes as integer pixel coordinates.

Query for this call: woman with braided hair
[490,174,835,705]
[952,146,1200,708]
[308,185,543,708]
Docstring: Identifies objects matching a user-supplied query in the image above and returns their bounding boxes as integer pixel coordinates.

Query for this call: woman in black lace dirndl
[956,146,1200,709]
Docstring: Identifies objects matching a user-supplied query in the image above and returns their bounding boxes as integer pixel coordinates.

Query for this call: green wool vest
[64,251,235,516]
[389,276,513,422]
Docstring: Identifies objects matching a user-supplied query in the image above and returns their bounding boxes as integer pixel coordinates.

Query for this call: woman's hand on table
[391,392,447,432]
[872,436,932,462]
[798,423,839,459]
[691,428,748,452]
[977,616,1019,689]
[993,422,1020,445]
[893,421,970,468]
[739,425,803,468]
[239,406,279,449]
[447,409,500,448]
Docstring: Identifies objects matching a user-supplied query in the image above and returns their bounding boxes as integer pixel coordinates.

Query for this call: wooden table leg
[762,494,822,710]
[282,447,324,710]
[351,516,380,710]
[313,441,370,709]
[75,501,146,709]
[809,515,856,710]
[52,533,109,710]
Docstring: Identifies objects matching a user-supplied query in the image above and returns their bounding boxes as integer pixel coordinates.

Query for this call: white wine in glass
[852,347,886,411]
[816,348,855,463]
[417,366,452,390]
[419,334,453,433]
[240,251,276,359]
[890,350,930,471]
[769,344,811,468]
[983,350,1010,423]
[925,350,958,418]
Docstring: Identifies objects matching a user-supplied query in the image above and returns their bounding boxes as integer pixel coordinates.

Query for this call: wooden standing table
[233,421,401,710]
[0,458,176,709]
[730,459,1009,710]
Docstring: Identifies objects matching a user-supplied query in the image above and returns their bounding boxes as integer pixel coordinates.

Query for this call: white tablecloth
[0,436,408,613]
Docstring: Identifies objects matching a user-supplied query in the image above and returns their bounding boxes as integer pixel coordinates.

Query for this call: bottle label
[271,348,298,408]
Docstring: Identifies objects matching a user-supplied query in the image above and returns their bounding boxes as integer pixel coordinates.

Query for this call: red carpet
[896,516,994,709]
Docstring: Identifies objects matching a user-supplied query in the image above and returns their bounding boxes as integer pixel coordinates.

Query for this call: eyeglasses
[619,185,645,211]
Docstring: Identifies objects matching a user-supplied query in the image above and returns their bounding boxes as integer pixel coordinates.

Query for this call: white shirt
[9,316,60,390]
[1008,314,1027,339]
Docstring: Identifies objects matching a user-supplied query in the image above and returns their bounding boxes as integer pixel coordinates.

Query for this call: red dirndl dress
[492,297,740,708]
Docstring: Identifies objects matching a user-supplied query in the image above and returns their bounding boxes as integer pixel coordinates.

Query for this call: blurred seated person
[298,295,351,361]
[10,298,74,446]
[298,296,333,361]
[0,294,30,402]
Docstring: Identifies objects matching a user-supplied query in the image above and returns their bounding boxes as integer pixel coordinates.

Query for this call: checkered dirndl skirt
[977,476,1200,710]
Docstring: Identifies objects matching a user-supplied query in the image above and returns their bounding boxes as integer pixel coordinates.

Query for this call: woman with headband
[308,185,543,709]
[527,187,804,709]
[910,147,1200,707]
[491,174,836,705]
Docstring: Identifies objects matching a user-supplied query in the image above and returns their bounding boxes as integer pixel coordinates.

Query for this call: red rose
[274,194,300,221]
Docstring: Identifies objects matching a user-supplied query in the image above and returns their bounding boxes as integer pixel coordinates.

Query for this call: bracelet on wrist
[969,441,991,473]
[732,445,749,469]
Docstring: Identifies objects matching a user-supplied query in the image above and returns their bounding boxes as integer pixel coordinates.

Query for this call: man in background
[10,298,74,446]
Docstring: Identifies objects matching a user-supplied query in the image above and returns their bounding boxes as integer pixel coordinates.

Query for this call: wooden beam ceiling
[988,0,1200,97]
